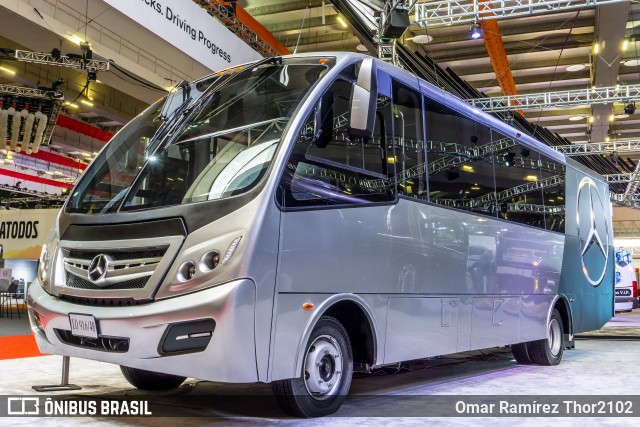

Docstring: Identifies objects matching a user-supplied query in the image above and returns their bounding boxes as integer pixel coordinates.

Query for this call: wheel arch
[551,294,574,338]
[294,294,380,376]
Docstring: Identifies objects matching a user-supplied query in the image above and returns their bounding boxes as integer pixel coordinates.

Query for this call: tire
[120,366,186,391]
[272,316,353,418]
[511,341,534,365]
[529,308,564,366]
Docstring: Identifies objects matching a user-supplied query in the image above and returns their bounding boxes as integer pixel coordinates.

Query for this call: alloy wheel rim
[303,335,343,400]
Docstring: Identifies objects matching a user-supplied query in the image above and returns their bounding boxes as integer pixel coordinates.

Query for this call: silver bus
[29,53,614,417]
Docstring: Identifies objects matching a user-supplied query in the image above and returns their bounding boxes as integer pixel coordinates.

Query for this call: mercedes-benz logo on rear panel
[576,177,609,287]
[88,254,111,284]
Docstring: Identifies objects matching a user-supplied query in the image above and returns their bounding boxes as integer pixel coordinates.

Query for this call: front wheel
[529,308,564,366]
[272,316,353,417]
[120,366,186,391]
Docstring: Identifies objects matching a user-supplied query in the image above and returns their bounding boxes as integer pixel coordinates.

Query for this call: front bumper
[28,278,258,383]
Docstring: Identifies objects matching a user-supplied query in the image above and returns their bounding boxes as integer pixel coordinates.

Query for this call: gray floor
[1,311,639,425]
[0,310,30,336]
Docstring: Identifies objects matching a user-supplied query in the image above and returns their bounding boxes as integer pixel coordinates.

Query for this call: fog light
[199,251,220,272]
[177,261,197,282]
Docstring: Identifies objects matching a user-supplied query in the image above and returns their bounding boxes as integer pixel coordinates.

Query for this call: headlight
[37,225,59,294]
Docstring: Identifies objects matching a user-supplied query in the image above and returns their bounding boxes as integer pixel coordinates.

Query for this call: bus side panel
[559,166,614,333]
[384,297,460,362]
[276,199,565,366]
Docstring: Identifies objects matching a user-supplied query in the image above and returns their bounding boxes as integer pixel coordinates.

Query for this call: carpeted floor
[0,335,44,360]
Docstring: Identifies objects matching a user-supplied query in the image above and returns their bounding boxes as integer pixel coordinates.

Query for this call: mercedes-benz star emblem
[87,254,111,284]
[576,177,609,287]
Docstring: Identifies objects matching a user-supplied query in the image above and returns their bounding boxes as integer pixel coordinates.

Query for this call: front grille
[62,246,168,292]
[58,294,150,306]
[66,274,148,290]
[55,329,130,352]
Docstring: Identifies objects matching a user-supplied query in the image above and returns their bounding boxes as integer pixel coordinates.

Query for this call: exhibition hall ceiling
[2,0,640,202]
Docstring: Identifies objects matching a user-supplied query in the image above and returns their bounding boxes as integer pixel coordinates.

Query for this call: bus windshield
[67,57,332,214]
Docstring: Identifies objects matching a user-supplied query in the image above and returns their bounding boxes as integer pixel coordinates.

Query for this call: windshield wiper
[175,117,288,145]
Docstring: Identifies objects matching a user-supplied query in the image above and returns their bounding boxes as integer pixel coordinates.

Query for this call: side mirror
[314,91,334,148]
[348,57,377,139]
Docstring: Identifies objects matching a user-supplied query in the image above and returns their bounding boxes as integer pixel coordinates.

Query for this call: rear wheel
[120,366,186,391]
[272,316,353,417]
[529,308,564,366]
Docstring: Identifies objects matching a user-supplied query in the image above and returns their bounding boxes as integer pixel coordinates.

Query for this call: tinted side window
[424,97,495,216]
[393,81,427,200]
[539,152,566,232]
[491,131,546,229]
[277,76,395,208]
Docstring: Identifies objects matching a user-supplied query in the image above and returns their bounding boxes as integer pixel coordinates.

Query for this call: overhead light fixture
[0,66,16,75]
[623,40,629,51]
[623,59,640,67]
[461,165,474,172]
[609,114,615,122]
[569,115,585,121]
[68,35,83,45]
[624,103,636,115]
[614,113,629,119]
[80,99,93,107]
[565,64,586,72]
[413,34,433,44]
[588,115,595,123]
[504,152,516,167]
[469,22,482,40]
[525,175,538,181]
[356,44,368,52]
[609,151,619,164]
[593,42,600,54]
[337,16,348,28]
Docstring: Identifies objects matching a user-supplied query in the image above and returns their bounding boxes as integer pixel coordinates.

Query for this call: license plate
[615,289,631,296]
[69,313,98,339]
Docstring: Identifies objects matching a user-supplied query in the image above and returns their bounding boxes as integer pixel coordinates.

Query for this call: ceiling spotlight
[469,22,482,40]
[470,135,478,145]
[609,151,619,164]
[446,168,460,181]
[521,148,530,158]
[505,111,514,125]
[51,48,61,59]
[504,152,516,167]
[624,103,636,115]
[356,44,368,52]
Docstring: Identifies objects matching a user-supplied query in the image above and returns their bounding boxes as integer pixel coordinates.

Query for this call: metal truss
[413,0,626,29]
[554,139,640,156]
[0,84,54,99]
[508,203,564,214]
[466,84,640,112]
[622,162,640,203]
[195,0,279,58]
[0,84,62,146]
[604,173,632,184]
[12,49,110,71]
[476,174,565,204]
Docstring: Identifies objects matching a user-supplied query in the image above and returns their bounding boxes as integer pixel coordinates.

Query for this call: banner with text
[0,209,59,259]
[103,0,263,71]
